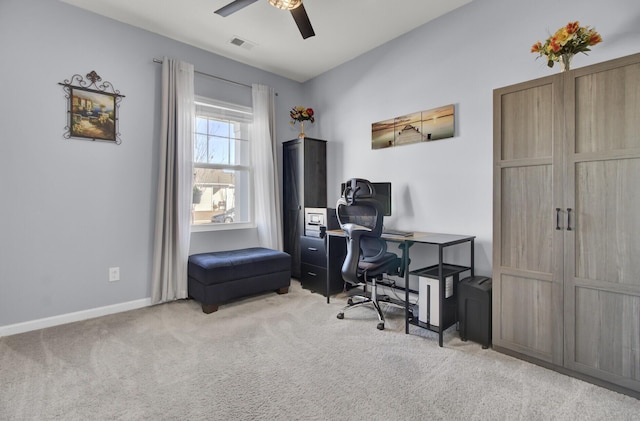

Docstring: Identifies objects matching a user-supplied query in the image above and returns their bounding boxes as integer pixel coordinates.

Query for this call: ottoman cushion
[188,247,291,286]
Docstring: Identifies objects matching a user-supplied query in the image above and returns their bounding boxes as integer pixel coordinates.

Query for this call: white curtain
[251,84,283,250]
[151,57,195,304]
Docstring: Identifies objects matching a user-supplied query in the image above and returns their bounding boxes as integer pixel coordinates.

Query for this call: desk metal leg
[405,261,409,334]
[438,245,444,347]
[326,234,331,304]
[470,239,475,277]
[403,242,412,334]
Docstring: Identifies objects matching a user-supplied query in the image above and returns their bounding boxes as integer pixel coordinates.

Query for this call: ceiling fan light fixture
[268,0,302,11]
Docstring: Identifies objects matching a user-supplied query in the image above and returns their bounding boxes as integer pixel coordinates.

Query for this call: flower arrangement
[531,21,602,69]
[289,106,315,124]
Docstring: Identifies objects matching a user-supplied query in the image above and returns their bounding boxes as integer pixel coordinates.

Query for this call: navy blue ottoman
[188,247,291,313]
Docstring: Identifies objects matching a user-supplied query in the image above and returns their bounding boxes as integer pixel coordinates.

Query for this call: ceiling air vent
[230,37,244,46]
[229,36,255,50]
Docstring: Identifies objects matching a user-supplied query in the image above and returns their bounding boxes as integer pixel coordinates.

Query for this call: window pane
[205,137,249,166]
[195,117,207,134]
[208,119,229,137]
[194,134,208,163]
[207,137,230,165]
[192,167,250,225]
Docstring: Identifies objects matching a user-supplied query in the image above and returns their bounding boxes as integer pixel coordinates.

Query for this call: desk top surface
[326,229,475,245]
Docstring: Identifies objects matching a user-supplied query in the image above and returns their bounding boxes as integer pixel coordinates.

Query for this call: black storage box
[458,276,492,349]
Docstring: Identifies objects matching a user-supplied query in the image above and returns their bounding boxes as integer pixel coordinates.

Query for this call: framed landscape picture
[372,104,455,149]
[59,70,124,144]
[70,87,117,142]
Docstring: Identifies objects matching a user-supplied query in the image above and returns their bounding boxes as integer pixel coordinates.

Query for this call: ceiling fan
[214,0,315,39]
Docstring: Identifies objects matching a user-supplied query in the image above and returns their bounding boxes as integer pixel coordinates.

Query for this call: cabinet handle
[566,208,572,231]
[555,208,561,230]
[308,247,318,251]
[307,272,317,277]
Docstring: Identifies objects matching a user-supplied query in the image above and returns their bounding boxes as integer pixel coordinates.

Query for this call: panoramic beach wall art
[371,104,455,149]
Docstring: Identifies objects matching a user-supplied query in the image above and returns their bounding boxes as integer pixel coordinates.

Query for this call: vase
[298,121,305,139]
[559,53,574,72]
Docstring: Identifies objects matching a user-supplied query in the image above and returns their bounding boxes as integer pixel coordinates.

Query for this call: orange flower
[565,21,580,34]
[531,42,542,53]
[589,33,603,45]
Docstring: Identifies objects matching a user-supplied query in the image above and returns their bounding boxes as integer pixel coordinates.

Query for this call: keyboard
[383,229,413,237]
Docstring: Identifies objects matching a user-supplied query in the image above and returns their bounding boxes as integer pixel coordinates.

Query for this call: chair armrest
[342,223,372,237]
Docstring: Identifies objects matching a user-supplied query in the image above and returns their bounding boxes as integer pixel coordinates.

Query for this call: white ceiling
[61,0,473,82]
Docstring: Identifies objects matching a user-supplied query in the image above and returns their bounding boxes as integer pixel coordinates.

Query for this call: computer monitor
[340,180,392,216]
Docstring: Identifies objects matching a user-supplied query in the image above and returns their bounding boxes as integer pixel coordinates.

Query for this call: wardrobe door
[283,140,303,278]
[493,75,565,364]
[564,54,640,393]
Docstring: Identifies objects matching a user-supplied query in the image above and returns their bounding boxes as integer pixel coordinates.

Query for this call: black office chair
[336,178,404,330]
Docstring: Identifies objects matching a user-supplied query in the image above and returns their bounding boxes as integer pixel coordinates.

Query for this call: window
[192,96,252,229]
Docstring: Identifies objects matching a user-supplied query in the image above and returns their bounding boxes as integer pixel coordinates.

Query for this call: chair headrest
[342,178,376,205]
[337,178,384,237]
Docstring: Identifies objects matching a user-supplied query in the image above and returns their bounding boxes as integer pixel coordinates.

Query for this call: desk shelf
[410,264,471,279]
[409,263,472,336]
[401,236,475,347]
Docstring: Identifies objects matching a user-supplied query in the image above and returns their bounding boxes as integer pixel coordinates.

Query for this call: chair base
[337,292,389,330]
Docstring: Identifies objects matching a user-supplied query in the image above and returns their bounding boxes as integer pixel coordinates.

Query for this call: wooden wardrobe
[493,52,640,397]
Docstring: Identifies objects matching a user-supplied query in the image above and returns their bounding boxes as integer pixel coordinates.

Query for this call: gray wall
[304,0,640,275]
[0,0,303,327]
[1,0,639,330]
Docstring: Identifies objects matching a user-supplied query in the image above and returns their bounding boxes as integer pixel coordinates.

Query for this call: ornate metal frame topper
[58,70,125,144]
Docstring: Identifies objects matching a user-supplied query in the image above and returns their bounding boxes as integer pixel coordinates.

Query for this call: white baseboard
[0,298,153,337]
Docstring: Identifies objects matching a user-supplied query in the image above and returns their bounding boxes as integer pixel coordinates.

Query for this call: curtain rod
[153,58,251,89]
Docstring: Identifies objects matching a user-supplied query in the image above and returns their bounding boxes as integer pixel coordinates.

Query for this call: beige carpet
[1,280,638,420]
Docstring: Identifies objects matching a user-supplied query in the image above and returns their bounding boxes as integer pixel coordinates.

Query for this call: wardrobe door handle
[555,208,561,230]
[566,208,572,231]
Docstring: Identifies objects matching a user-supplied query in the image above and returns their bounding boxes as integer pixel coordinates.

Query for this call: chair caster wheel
[347,298,354,305]
[337,312,344,319]
[377,322,385,330]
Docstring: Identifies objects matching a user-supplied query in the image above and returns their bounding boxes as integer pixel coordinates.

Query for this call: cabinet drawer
[300,263,326,282]
[300,263,328,294]
[300,236,326,266]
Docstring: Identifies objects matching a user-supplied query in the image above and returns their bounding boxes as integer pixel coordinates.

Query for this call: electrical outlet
[109,267,120,282]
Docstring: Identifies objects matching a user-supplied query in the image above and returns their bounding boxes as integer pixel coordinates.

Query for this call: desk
[326,230,475,346]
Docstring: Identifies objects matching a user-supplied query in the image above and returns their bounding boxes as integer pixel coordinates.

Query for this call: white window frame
[191,96,254,232]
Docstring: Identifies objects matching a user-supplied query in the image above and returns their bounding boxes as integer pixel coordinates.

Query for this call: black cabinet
[282,138,327,278]
[300,235,346,296]
[300,236,327,293]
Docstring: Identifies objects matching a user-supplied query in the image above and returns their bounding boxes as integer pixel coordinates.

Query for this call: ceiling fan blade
[291,3,315,39]
[214,0,259,17]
